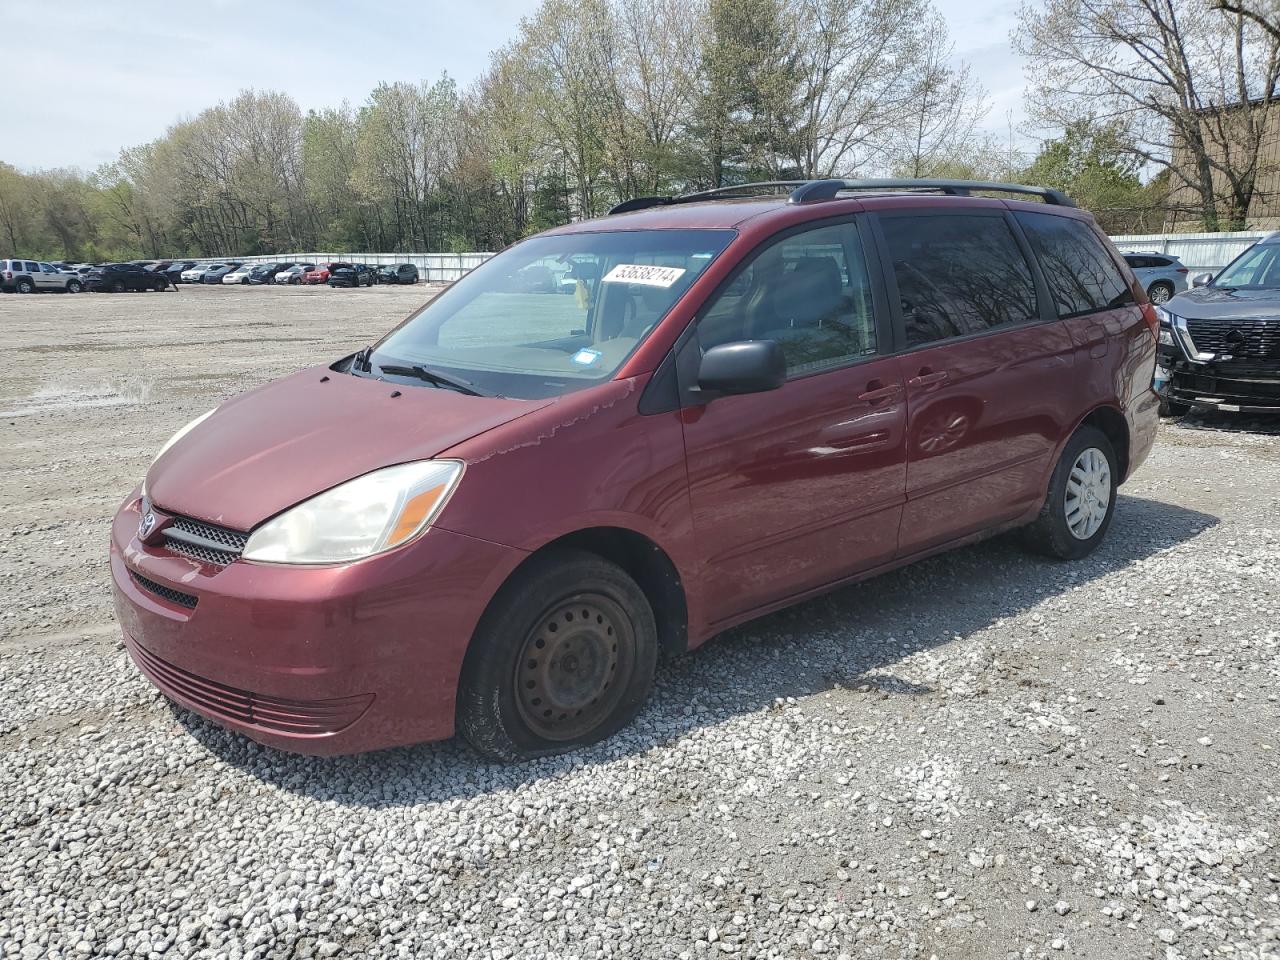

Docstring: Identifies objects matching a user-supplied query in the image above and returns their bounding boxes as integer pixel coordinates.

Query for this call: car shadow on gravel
[173,493,1217,807]
[1173,409,1280,435]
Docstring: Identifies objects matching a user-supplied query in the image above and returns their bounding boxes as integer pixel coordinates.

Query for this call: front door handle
[907,369,949,389]
[857,380,903,404]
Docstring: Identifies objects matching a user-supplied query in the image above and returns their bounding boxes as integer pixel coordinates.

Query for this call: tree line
[2,0,1277,263]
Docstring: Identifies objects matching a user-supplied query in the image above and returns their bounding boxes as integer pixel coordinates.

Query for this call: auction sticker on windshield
[602,264,687,287]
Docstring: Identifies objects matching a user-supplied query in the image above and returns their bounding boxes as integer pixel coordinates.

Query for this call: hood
[147,366,554,530]
[1167,285,1280,321]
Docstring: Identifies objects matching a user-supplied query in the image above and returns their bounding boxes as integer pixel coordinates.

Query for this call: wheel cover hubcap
[1064,446,1111,540]
[514,594,632,741]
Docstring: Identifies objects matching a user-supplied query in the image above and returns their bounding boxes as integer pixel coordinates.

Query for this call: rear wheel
[1022,425,1118,560]
[458,550,658,762]
[110,280,126,293]
[15,278,34,294]
[1148,281,1174,305]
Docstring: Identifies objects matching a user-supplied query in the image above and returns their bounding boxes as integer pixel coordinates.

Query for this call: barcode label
[601,264,687,287]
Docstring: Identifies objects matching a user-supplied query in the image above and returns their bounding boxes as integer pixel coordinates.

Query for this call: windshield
[1213,242,1280,289]
[364,229,735,399]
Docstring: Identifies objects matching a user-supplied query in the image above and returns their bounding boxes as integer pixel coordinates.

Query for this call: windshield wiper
[376,363,486,396]
[352,346,375,372]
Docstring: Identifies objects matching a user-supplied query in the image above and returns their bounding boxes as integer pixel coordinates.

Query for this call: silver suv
[1,258,84,293]
[1121,252,1188,305]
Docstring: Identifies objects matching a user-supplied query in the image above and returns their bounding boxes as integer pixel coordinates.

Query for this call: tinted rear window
[1017,212,1131,317]
[880,213,1039,348]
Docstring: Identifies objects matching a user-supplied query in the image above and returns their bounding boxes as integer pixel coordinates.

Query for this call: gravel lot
[1,284,1278,960]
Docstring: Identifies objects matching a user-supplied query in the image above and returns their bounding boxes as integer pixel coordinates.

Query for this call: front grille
[1185,317,1280,361]
[128,639,374,735]
[130,571,199,609]
[162,515,248,566]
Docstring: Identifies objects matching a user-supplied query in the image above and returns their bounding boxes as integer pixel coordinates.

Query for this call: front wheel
[1022,425,1118,560]
[110,280,126,293]
[458,550,658,762]
[66,280,82,294]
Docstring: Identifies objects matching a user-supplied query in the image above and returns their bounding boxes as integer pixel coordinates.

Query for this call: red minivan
[110,179,1160,760]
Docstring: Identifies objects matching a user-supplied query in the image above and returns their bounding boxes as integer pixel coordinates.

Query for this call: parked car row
[198,260,419,288]
[1,256,421,293]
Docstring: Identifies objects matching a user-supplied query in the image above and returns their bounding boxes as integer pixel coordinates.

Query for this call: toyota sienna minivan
[111,178,1160,761]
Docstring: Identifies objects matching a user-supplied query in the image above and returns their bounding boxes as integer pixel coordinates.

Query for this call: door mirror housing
[697,340,786,396]
[1191,272,1213,288]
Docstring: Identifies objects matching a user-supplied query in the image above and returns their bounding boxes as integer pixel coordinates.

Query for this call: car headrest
[774,257,843,328]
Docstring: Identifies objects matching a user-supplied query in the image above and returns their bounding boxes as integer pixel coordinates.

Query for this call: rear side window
[880,214,1038,348]
[1017,212,1131,318]
[24,261,39,272]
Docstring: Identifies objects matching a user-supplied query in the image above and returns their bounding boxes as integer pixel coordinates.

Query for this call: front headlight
[242,460,463,564]
[143,408,216,496]
[1155,307,1176,345]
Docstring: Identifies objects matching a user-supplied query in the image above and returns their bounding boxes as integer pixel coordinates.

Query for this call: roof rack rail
[787,178,1075,207]
[607,181,810,215]
[608,177,1075,215]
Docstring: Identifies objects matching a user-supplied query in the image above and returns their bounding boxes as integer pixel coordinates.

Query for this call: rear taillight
[1140,302,1160,339]
[1176,267,1188,273]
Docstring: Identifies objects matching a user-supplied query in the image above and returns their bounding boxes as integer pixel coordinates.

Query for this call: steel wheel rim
[514,593,634,741]
[1064,446,1111,540]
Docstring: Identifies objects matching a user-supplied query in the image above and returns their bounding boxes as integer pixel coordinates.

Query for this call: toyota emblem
[139,510,157,539]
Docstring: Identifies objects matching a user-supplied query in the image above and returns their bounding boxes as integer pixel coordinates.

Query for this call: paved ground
[1,284,1277,960]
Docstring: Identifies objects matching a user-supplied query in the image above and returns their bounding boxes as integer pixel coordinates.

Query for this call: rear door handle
[907,369,949,389]
[857,380,903,404]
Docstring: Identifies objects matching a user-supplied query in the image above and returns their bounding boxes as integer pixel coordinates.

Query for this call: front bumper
[1157,343,1280,411]
[110,492,526,754]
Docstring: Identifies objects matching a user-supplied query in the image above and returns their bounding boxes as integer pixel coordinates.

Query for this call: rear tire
[1022,425,1118,560]
[110,280,125,293]
[1148,281,1174,305]
[16,278,34,294]
[458,549,658,762]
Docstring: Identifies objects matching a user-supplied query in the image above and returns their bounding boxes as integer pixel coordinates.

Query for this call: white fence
[230,252,494,283]
[1109,231,1264,275]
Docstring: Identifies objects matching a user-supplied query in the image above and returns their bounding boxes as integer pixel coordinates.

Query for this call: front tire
[66,280,82,293]
[458,549,658,762]
[110,280,126,293]
[1022,425,1118,560]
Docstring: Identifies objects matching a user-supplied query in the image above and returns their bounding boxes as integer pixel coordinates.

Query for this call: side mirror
[1191,272,1213,287]
[698,340,786,396]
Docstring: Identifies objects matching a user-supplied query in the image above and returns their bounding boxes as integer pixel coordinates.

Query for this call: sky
[0,0,1032,173]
